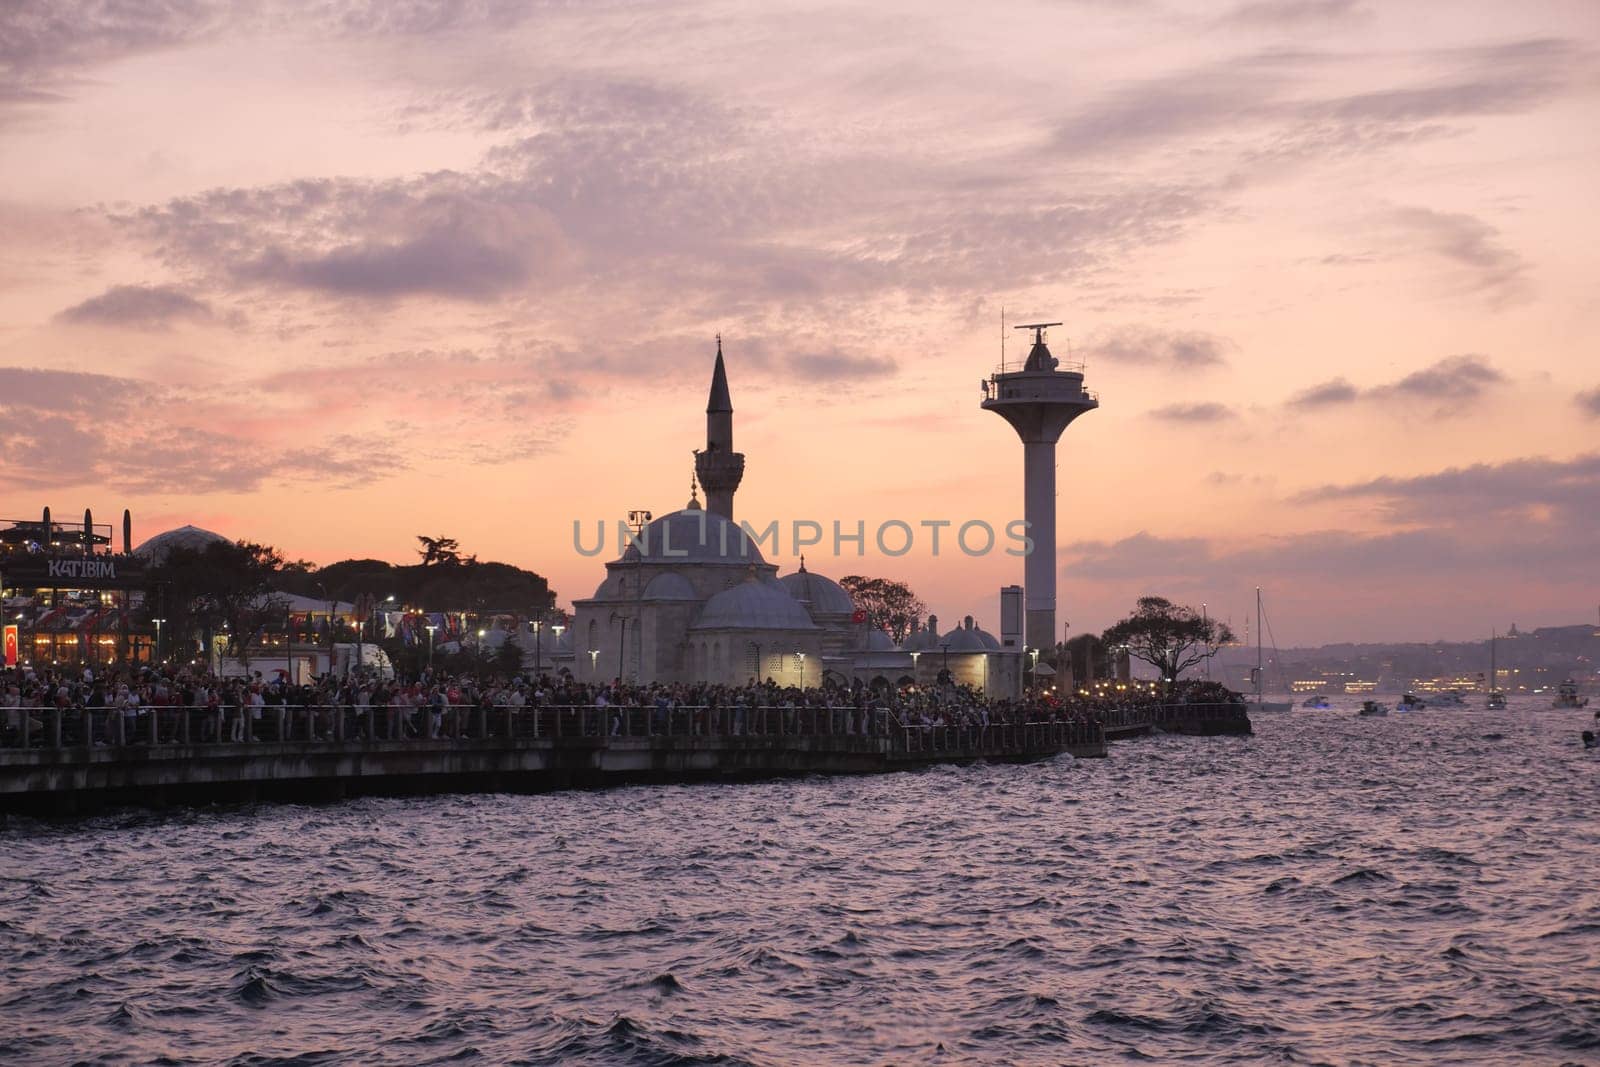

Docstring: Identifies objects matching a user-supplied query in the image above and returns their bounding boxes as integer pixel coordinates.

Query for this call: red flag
[850,609,867,625]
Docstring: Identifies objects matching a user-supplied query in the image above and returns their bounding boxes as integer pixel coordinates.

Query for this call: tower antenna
[1000,304,1006,373]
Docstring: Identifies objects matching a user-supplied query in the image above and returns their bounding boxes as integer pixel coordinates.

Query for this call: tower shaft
[1022,441,1057,652]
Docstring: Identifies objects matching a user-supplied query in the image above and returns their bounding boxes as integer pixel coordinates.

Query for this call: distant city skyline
[2,0,1596,645]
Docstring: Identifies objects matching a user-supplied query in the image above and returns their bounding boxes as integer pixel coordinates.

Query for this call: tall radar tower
[981,322,1099,657]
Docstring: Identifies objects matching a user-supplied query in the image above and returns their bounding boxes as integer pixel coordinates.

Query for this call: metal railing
[890,716,1101,755]
[0,702,1246,756]
[0,703,907,752]
[1094,702,1247,731]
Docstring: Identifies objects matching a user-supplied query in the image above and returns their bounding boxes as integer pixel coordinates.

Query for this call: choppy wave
[2,699,1598,1064]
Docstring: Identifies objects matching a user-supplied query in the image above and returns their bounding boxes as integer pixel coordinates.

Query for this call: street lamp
[314,581,336,677]
[426,624,438,669]
[153,617,165,665]
[531,620,543,678]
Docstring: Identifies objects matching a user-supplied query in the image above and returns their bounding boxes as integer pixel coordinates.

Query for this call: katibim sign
[3,624,16,668]
[1,555,145,590]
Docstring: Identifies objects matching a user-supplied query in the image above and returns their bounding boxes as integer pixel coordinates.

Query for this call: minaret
[694,335,745,520]
[982,322,1098,656]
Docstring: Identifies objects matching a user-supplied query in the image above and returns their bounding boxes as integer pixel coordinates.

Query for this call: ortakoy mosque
[541,343,1028,697]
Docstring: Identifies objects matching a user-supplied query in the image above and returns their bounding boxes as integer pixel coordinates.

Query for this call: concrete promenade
[0,703,1250,816]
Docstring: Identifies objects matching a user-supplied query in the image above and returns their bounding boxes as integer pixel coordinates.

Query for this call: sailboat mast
[1255,587,1263,705]
[1490,630,1496,694]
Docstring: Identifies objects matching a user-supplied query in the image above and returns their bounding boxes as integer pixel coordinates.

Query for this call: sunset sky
[2,0,1596,645]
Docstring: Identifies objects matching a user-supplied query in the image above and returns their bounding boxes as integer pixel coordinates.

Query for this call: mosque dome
[692,576,816,631]
[859,628,900,652]
[941,615,1001,652]
[133,524,231,563]
[619,508,766,566]
[642,572,698,601]
[779,563,855,616]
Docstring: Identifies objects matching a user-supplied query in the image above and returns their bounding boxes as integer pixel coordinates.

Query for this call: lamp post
[314,581,335,678]
[153,617,165,665]
[426,624,438,669]
[531,620,542,678]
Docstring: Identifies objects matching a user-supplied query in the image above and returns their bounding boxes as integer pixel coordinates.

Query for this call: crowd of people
[1,661,1245,748]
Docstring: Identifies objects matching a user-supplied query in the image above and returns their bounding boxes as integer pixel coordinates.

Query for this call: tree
[1100,596,1234,686]
[416,535,461,568]
[144,540,285,669]
[838,575,928,643]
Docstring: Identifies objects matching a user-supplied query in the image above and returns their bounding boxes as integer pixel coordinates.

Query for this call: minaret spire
[694,334,745,520]
[707,334,732,414]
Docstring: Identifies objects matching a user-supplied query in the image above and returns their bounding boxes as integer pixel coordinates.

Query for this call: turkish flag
[2,624,17,668]
[850,609,867,625]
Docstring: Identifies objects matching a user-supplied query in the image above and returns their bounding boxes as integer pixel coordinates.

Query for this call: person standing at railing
[194,681,214,741]
[427,687,445,739]
[248,683,266,742]
[353,680,372,741]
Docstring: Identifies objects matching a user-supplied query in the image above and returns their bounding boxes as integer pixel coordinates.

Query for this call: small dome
[618,509,767,566]
[860,628,899,652]
[642,572,697,601]
[902,616,940,651]
[941,615,1000,652]
[692,576,816,631]
[779,565,855,616]
[133,524,230,563]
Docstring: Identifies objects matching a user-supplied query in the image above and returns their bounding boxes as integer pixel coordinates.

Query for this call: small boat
[1487,691,1507,710]
[1359,700,1389,717]
[1398,693,1427,711]
[1302,696,1332,709]
[1554,682,1589,710]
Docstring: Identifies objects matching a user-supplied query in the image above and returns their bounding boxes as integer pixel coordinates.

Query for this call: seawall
[0,703,1250,817]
